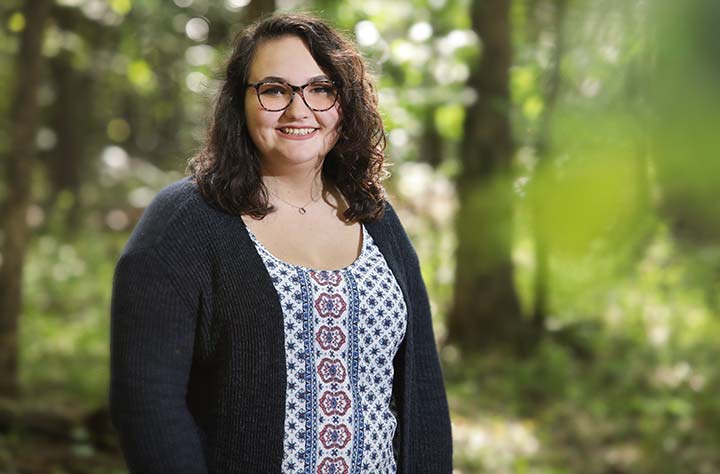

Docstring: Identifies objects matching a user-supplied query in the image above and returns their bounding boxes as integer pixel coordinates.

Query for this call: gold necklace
[267,180,321,215]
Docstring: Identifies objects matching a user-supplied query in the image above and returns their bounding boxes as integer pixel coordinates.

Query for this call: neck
[261,163,328,204]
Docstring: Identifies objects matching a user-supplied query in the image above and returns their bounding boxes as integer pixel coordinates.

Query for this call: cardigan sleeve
[385,202,454,473]
[407,254,454,472]
[109,247,208,474]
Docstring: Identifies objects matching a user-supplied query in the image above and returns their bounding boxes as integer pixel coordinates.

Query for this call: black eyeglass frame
[245,79,339,112]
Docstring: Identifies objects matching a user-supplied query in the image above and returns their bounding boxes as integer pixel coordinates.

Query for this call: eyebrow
[254,74,331,84]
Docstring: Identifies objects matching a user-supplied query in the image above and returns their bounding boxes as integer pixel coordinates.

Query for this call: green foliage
[446,219,720,473]
[3,0,720,472]
[21,227,126,409]
[648,0,720,246]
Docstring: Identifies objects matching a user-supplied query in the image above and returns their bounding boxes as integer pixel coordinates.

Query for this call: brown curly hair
[187,13,389,222]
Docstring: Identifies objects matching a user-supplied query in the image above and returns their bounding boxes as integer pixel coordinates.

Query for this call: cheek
[322,106,342,132]
[244,102,256,132]
[332,104,342,125]
[330,108,342,144]
[245,105,273,142]
[324,122,341,150]
[244,118,261,148]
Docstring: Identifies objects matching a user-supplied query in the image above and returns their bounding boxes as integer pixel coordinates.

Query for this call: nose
[283,91,312,118]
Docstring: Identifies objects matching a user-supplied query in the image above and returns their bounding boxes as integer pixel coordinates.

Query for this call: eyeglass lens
[257,82,338,111]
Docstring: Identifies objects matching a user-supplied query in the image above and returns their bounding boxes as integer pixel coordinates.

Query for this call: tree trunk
[528,0,567,348]
[0,0,52,398]
[447,0,526,353]
[419,107,443,168]
[47,49,92,232]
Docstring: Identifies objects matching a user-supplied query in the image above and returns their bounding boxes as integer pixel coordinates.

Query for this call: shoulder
[120,175,216,258]
[367,197,420,263]
[377,198,411,242]
[114,176,221,306]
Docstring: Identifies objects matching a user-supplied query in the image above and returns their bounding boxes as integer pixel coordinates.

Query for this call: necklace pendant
[298,207,307,215]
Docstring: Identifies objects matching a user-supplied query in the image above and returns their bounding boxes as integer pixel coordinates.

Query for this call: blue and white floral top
[245,223,408,474]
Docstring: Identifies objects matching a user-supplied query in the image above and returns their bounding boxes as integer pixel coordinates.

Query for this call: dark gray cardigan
[109,177,453,473]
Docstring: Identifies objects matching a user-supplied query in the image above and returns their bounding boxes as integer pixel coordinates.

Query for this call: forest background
[1,0,719,473]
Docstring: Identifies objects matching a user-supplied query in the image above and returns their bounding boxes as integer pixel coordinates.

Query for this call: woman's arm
[110,247,208,474]
[385,202,454,473]
[406,252,454,472]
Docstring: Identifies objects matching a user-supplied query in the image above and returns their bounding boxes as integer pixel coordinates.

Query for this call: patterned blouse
[245,223,408,474]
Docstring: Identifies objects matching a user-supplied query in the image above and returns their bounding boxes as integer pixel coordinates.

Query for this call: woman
[110,13,452,474]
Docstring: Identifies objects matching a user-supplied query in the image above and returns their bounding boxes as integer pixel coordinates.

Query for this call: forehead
[248,35,326,83]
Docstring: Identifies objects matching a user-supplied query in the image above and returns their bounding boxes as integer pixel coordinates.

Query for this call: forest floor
[0,395,125,474]
[1,434,125,474]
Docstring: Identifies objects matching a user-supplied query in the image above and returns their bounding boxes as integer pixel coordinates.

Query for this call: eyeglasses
[246,79,339,112]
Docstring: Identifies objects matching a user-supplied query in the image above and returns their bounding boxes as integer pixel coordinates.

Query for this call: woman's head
[189,13,388,222]
[243,35,342,175]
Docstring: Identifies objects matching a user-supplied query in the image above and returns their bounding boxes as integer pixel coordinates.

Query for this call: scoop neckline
[243,221,369,273]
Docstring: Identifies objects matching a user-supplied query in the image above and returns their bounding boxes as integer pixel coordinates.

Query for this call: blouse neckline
[244,222,370,273]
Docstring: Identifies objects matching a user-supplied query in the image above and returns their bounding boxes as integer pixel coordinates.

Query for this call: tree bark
[419,107,444,168]
[0,0,52,398]
[47,49,92,232]
[447,0,526,353]
[528,0,568,347]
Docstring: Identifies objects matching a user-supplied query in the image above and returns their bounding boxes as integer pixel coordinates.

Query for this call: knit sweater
[109,176,453,473]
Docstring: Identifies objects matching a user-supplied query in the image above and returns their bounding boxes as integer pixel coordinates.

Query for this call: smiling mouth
[278,127,317,136]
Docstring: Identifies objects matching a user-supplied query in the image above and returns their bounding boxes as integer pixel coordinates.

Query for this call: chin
[274,151,325,165]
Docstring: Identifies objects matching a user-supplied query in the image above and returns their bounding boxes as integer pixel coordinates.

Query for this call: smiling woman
[109,13,453,474]
[188,14,388,224]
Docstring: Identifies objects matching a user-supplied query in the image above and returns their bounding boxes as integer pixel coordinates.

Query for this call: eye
[258,83,289,96]
[307,82,336,95]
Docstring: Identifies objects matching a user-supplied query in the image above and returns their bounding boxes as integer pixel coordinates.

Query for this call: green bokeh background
[1,0,719,472]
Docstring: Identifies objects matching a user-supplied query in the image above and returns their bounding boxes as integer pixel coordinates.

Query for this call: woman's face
[244,35,341,171]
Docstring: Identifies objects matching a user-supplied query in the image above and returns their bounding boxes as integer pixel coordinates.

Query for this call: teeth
[280,128,316,135]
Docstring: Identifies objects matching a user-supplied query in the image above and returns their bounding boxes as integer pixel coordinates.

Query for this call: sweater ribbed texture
[109,176,453,473]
